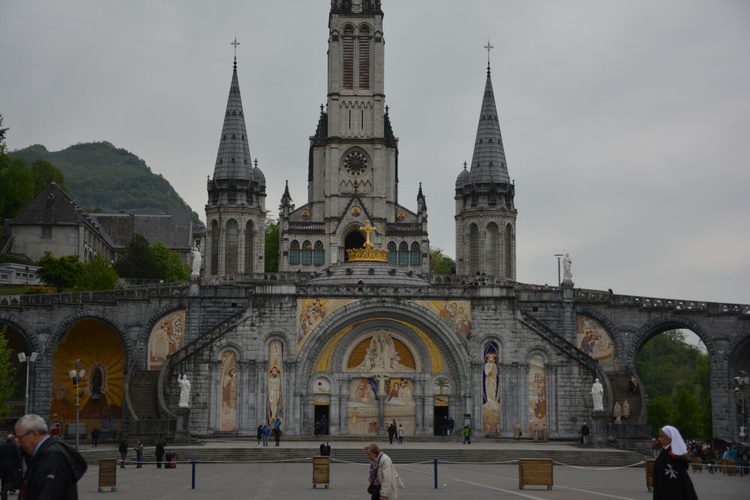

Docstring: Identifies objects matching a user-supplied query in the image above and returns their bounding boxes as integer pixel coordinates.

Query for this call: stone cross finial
[484,39,494,70]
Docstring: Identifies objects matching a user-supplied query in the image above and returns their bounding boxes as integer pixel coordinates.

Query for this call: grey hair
[16,414,49,435]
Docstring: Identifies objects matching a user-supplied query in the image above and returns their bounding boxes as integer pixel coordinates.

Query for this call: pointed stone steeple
[205,46,266,277]
[454,50,517,280]
[212,57,254,182]
[467,63,509,185]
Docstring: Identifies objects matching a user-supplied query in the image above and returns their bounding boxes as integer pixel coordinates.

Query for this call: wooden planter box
[518,458,553,490]
[313,456,330,489]
[98,458,117,492]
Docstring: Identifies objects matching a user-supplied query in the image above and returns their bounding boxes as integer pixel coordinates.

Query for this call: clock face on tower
[343,151,368,177]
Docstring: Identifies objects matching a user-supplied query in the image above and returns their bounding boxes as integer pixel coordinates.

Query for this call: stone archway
[51,318,126,437]
[344,230,365,261]
[297,300,470,436]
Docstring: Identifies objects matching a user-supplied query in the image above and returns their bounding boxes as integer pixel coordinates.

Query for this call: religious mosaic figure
[219,351,238,431]
[267,340,283,425]
[482,342,501,436]
[528,354,548,435]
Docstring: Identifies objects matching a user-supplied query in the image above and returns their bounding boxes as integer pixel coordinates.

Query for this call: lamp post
[735,373,749,441]
[68,359,86,449]
[554,254,564,287]
[18,352,38,415]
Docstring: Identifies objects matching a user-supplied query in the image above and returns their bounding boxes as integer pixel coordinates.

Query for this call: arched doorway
[344,230,366,261]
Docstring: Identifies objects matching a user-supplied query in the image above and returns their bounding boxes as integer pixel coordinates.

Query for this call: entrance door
[434,405,449,436]
[314,405,330,435]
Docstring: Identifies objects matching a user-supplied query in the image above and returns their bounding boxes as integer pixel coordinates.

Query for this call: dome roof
[307,261,429,287]
[455,165,470,189]
[253,165,266,186]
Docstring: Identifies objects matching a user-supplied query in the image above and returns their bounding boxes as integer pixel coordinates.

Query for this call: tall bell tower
[279,0,429,273]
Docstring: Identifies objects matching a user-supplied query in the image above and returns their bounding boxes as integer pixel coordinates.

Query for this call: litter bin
[98,458,117,492]
[312,456,330,488]
[646,459,654,492]
[518,458,553,490]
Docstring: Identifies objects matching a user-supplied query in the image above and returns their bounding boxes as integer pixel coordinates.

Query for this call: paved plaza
[75,441,748,500]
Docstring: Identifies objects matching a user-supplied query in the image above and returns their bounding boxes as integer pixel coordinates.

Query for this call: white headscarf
[661,425,688,455]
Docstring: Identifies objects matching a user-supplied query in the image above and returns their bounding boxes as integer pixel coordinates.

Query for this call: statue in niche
[178,374,191,408]
[591,378,604,411]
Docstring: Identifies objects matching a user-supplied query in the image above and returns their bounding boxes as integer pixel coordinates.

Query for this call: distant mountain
[11,141,201,220]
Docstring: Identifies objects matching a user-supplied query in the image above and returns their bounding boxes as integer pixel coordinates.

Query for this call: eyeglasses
[14,430,33,440]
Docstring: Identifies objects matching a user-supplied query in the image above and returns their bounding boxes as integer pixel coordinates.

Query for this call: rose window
[344,151,368,176]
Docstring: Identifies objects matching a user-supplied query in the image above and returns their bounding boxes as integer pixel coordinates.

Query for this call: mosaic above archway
[296,298,357,352]
[576,315,617,371]
[412,300,472,336]
[147,310,186,370]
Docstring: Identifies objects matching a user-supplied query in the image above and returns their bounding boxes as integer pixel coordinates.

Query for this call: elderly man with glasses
[14,414,87,500]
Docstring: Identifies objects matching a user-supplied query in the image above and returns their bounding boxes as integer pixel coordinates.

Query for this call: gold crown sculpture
[347,220,389,262]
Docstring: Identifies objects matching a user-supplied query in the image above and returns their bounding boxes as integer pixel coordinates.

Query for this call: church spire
[212,43,253,182]
[467,42,510,186]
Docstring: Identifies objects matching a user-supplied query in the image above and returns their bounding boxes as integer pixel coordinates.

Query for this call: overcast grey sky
[2,0,749,305]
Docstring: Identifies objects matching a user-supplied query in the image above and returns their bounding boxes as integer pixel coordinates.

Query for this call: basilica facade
[11,1,750,446]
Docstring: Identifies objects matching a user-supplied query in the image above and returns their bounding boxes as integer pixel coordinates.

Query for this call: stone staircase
[608,374,643,423]
[129,371,161,419]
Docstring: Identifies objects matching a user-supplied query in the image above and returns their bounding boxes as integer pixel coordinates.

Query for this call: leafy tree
[0,114,7,146]
[647,395,674,436]
[430,248,455,274]
[265,221,279,272]
[0,153,34,224]
[672,386,703,439]
[30,159,66,195]
[0,326,14,418]
[151,243,190,281]
[637,329,711,437]
[115,234,159,280]
[75,254,120,291]
[35,252,83,292]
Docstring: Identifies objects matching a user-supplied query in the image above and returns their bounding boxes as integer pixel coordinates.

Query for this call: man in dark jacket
[15,414,87,500]
[0,434,23,500]
[155,438,165,469]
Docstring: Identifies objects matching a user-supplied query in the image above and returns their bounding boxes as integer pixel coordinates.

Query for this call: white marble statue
[178,374,191,408]
[591,378,604,411]
[191,245,202,277]
[563,252,573,282]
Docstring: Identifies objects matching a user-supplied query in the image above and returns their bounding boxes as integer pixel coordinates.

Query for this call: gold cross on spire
[359,220,378,249]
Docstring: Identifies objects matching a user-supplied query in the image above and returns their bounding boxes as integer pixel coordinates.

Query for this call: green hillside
[11,141,200,218]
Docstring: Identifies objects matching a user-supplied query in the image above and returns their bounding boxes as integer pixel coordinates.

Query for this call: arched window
[314,241,325,266]
[387,241,397,265]
[245,220,254,273]
[486,222,499,277]
[358,26,371,89]
[410,242,421,266]
[210,220,220,275]
[398,242,409,266]
[225,219,238,275]
[290,240,300,266]
[342,25,355,89]
[505,223,514,278]
[469,223,479,275]
[302,240,313,265]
